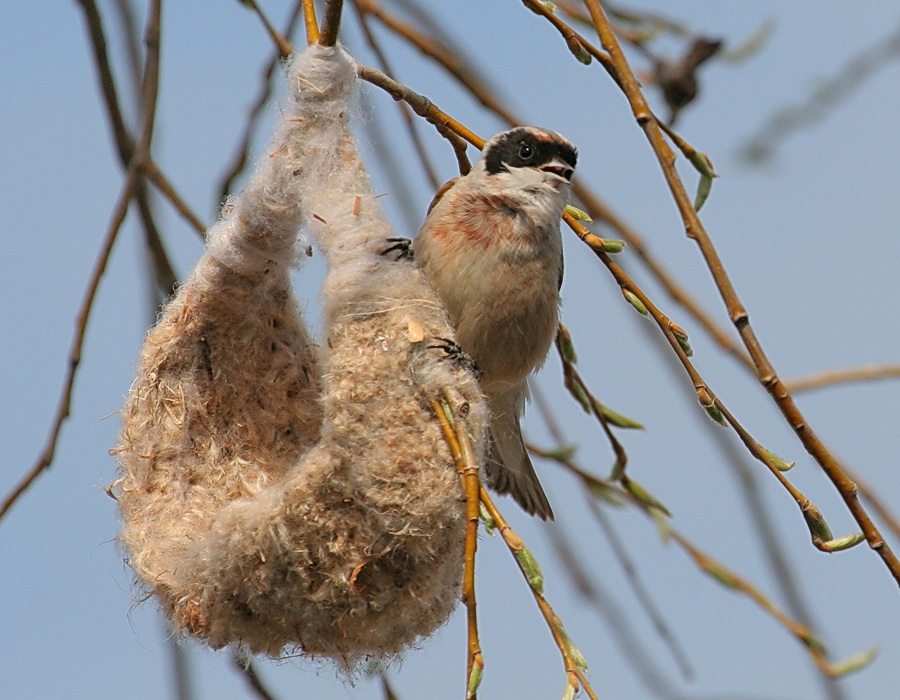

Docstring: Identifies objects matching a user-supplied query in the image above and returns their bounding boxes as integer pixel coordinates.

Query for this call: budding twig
[479,486,600,700]
[533,445,878,679]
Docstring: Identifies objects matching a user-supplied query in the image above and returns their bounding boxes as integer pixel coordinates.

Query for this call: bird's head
[478,126,577,194]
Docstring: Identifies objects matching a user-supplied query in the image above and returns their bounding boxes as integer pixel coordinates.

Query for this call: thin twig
[301,0,318,44]
[742,22,900,162]
[521,0,617,78]
[230,648,278,700]
[842,464,900,542]
[585,497,694,679]
[243,1,479,171]
[530,381,695,680]
[458,416,483,699]
[1,161,139,520]
[132,0,176,295]
[783,363,900,393]
[570,183,756,372]
[142,158,207,236]
[357,65,484,148]
[555,328,629,479]
[578,235,852,548]
[479,487,600,700]
[76,0,177,296]
[166,626,194,700]
[541,518,688,697]
[217,1,304,204]
[669,528,839,675]
[76,0,133,162]
[135,0,162,162]
[2,0,165,520]
[318,0,345,47]
[385,0,463,49]
[359,0,518,124]
[110,0,178,299]
[243,0,293,57]
[379,673,400,700]
[352,3,442,189]
[431,398,483,699]
[693,408,849,700]
[111,0,144,106]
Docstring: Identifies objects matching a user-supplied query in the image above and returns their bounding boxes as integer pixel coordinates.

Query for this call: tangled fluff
[113,43,487,668]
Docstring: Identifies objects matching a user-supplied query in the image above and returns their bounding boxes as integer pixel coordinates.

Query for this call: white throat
[470,162,570,230]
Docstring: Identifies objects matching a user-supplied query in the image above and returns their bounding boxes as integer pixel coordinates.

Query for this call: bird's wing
[427,177,460,214]
[558,248,564,291]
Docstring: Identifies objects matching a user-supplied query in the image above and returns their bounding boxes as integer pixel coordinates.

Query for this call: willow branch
[431,398,483,699]
[318,0,344,47]
[555,327,630,479]
[1,161,139,520]
[742,22,900,161]
[569,183,756,371]
[584,496,693,678]
[2,0,167,520]
[357,65,484,148]
[582,0,900,586]
[301,0,318,44]
[536,448,875,678]
[352,3,442,188]
[521,0,616,77]
[358,0,518,124]
[529,386,693,679]
[142,158,207,236]
[243,0,293,57]
[784,363,900,393]
[231,648,278,700]
[379,674,400,700]
[75,0,176,295]
[570,219,859,546]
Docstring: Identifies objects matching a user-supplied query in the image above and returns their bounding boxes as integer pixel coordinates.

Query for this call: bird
[412,126,577,520]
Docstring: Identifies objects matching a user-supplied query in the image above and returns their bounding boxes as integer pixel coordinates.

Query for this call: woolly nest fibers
[112,43,488,668]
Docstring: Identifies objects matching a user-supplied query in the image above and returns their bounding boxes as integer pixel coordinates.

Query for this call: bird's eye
[516,142,534,160]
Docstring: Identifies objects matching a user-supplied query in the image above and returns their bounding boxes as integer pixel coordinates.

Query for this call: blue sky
[3,2,900,699]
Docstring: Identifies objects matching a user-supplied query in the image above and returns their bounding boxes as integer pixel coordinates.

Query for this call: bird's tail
[484,386,554,520]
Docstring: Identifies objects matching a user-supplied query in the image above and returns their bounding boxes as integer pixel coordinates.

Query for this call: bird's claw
[380,237,413,261]
[429,337,481,376]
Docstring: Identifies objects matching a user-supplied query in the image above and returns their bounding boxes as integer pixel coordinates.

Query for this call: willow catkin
[114,43,487,668]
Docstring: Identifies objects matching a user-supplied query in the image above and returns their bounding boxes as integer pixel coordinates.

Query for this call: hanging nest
[112,43,487,668]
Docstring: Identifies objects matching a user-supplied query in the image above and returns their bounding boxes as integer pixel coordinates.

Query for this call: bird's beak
[539,159,574,185]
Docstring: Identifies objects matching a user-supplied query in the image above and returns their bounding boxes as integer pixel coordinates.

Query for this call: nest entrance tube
[113,43,487,668]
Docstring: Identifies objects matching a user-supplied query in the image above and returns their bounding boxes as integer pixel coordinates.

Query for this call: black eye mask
[483,128,578,176]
